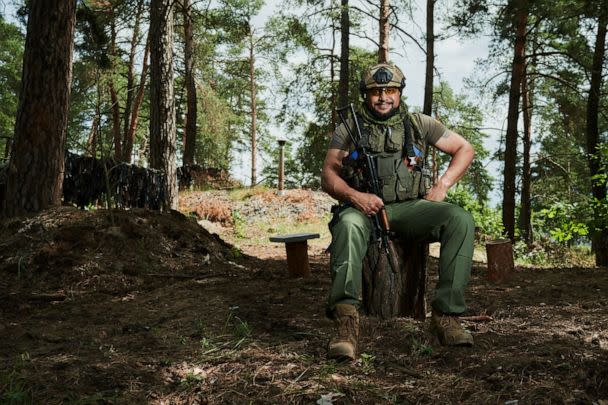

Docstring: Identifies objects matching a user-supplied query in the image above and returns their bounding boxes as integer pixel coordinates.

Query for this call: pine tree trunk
[124,37,150,164]
[3,0,77,217]
[378,0,390,63]
[330,10,337,133]
[519,64,532,245]
[337,0,349,108]
[423,0,435,116]
[121,0,145,162]
[182,0,197,166]
[249,33,257,187]
[109,83,122,160]
[109,19,122,161]
[502,0,528,241]
[586,12,607,267]
[150,0,178,210]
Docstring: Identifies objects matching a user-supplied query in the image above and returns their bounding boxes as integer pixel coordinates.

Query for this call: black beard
[366,103,398,120]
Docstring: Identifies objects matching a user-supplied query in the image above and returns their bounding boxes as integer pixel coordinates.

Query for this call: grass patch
[1,354,33,405]
[228,186,270,201]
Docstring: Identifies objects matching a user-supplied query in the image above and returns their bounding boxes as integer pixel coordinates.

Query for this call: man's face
[365,87,400,118]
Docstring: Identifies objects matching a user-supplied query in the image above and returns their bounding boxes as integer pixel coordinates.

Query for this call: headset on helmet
[359,63,406,98]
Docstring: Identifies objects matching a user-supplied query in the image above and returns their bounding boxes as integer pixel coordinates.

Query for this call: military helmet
[359,63,406,97]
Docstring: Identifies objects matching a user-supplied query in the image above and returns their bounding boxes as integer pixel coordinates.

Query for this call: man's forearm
[321,170,358,203]
[438,144,475,190]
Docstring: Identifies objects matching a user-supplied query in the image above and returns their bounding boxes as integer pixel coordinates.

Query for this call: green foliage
[359,353,376,374]
[195,83,238,170]
[231,209,247,239]
[588,144,608,234]
[431,82,493,203]
[446,185,504,240]
[0,16,23,158]
[533,201,591,244]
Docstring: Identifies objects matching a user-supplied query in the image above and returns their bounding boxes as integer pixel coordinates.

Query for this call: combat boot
[430,309,474,347]
[328,304,359,361]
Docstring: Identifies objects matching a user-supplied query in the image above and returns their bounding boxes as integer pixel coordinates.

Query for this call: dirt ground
[1,190,607,404]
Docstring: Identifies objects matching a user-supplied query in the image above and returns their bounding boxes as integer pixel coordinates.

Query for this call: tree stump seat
[362,238,428,320]
[270,233,320,278]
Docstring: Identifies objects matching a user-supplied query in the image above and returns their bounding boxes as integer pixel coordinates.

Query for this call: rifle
[336,104,400,274]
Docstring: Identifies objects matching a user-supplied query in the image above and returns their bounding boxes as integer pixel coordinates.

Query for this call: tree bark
[337,0,349,108]
[122,0,145,162]
[249,32,257,187]
[182,0,198,166]
[124,37,150,164]
[586,11,608,266]
[423,0,435,115]
[378,0,390,63]
[362,239,427,320]
[150,0,178,210]
[502,0,528,241]
[330,5,337,133]
[3,0,77,217]
[519,62,533,246]
[109,18,122,161]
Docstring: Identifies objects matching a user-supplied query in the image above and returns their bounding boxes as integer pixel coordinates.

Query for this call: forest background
[0,0,606,266]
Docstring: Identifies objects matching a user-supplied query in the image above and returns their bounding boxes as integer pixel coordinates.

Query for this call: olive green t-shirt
[329,112,448,151]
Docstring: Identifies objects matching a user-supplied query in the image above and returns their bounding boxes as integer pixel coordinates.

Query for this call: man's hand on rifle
[350,191,384,217]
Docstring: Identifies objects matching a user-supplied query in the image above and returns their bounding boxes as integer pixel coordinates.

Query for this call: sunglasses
[367,87,400,96]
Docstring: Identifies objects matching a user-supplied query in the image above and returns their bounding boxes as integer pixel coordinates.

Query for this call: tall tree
[586,8,607,266]
[149,0,178,209]
[423,0,435,115]
[182,0,198,166]
[502,0,529,241]
[3,0,77,217]
[108,15,122,161]
[519,60,533,245]
[121,0,146,162]
[337,0,350,108]
[0,16,23,159]
[124,36,150,163]
[378,0,390,62]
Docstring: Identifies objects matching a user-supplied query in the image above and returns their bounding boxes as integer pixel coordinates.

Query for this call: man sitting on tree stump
[321,63,476,361]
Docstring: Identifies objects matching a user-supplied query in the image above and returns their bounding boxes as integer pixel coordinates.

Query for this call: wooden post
[277,139,286,196]
[285,241,310,277]
[486,238,514,282]
[362,239,427,320]
[270,233,320,278]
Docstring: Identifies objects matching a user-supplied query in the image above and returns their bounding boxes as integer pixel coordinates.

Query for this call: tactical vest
[342,113,432,203]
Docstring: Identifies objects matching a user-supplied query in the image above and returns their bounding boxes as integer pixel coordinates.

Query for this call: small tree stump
[486,238,514,282]
[362,239,427,320]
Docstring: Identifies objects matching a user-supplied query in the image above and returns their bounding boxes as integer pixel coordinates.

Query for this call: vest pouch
[395,159,414,200]
[376,154,398,203]
[420,168,433,197]
[385,123,405,152]
[411,170,421,198]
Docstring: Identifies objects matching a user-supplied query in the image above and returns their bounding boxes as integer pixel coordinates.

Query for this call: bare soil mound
[1,201,608,404]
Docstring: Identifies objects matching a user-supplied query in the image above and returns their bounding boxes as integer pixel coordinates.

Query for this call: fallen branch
[460,315,493,322]
[29,293,67,302]
[143,273,220,280]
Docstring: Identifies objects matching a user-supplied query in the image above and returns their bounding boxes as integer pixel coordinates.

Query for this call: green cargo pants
[327,199,475,315]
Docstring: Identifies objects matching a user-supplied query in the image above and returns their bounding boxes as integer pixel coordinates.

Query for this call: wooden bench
[269,233,320,277]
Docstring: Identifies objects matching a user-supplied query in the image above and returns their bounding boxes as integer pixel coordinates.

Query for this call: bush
[445,185,504,241]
